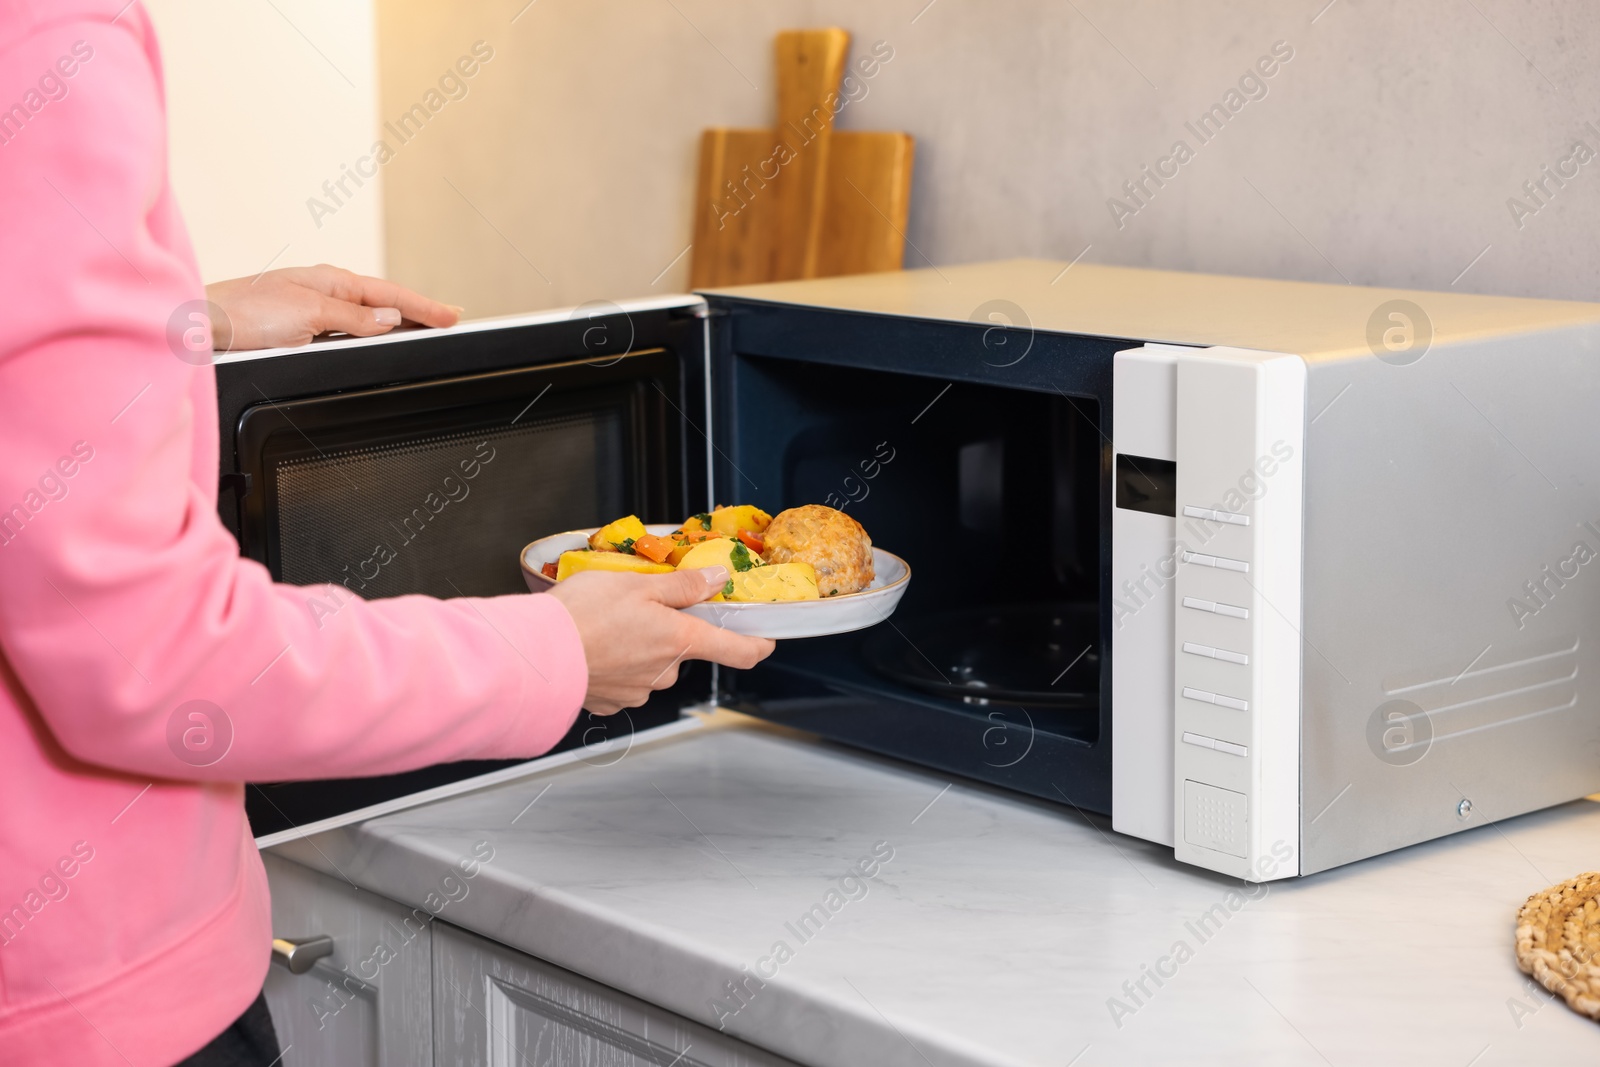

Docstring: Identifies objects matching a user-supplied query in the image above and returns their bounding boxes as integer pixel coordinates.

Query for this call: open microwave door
[213,295,713,837]
[698,290,1117,814]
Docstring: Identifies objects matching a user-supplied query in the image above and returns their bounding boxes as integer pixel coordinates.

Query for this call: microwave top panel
[702,258,1600,362]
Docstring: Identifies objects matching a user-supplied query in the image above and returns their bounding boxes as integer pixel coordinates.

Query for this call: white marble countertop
[267,713,1600,1067]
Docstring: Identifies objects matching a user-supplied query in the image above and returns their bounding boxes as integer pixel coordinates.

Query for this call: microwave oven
[214,258,1600,881]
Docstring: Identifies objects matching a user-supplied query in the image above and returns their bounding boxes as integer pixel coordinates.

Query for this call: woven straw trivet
[1515,871,1600,1022]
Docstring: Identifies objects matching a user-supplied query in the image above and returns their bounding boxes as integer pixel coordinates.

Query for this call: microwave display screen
[1114,453,1176,517]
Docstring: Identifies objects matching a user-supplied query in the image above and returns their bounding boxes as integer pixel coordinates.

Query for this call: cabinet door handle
[271,935,334,975]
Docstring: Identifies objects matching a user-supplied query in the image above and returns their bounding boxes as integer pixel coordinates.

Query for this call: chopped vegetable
[556,550,673,580]
[632,534,675,563]
[675,537,743,577]
[709,505,773,538]
[547,506,865,608]
[666,527,725,565]
[589,515,648,552]
[727,562,820,601]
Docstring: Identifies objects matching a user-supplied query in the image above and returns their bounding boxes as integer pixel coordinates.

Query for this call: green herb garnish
[692,512,712,530]
[729,542,756,572]
[611,537,636,554]
[723,580,735,596]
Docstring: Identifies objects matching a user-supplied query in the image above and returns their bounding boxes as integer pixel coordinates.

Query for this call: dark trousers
[175,990,282,1067]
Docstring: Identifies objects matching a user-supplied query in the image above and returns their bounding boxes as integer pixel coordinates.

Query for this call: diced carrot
[673,527,720,546]
[737,529,765,555]
[632,533,675,563]
[541,561,559,579]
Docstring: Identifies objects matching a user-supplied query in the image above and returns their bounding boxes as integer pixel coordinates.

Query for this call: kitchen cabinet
[264,853,794,1066]
[431,921,797,1067]
[261,853,432,1067]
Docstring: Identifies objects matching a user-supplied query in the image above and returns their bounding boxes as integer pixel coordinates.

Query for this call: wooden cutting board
[689,29,915,289]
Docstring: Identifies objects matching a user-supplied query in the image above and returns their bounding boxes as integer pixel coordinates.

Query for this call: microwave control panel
[1110,344,1306,882]
[1171,348,1305,881]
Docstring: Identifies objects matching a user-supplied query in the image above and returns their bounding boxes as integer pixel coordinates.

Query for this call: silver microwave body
[221,259,1600,879]
[1110,322,1600,880]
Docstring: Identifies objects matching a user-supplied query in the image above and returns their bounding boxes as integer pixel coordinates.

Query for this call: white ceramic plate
[521,524,911,639]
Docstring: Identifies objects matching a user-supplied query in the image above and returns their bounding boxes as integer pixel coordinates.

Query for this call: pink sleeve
[0,17,586,781]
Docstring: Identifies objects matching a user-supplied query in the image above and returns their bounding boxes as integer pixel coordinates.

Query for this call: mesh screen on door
[274,409,627,600]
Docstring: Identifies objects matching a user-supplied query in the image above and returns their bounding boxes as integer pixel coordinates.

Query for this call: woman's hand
[204,264,462,351]
[548,566,777,716]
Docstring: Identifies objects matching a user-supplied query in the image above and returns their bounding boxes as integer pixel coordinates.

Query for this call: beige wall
[146,0,384,282]
[374,0,1600,318]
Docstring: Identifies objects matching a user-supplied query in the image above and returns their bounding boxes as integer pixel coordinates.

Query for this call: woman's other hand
[204,265,462,351]
[548,567,777,716]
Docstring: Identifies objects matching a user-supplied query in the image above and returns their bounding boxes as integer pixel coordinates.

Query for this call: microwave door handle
[219,471,253,500]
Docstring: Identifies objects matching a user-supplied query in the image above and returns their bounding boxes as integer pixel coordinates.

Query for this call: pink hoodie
[0,4,588,1063]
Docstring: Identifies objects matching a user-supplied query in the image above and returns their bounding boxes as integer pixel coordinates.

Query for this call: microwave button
[1181,731,1248,758]
[1181,595,1251,620]
[1181,685,1250,711]
[1183,641,1250,666]
[1181,505,1251,526]
[1182,551,1250,573]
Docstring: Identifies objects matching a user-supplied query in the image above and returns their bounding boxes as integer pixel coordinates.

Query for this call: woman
[0,4,774,1064]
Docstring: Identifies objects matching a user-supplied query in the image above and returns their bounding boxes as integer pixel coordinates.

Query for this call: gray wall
[377,0,1600,317]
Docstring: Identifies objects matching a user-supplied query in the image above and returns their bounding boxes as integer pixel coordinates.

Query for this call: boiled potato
[676,538,762,601]
[727,562,819,602]
[556,549,673,580]
[709,505,772,538]
[589,515,649,552]
[675,537,743,574]
[678,512,715,534]
[665,528,727,566]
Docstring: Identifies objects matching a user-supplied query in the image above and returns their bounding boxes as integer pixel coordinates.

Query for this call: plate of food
[521,504,910,639]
